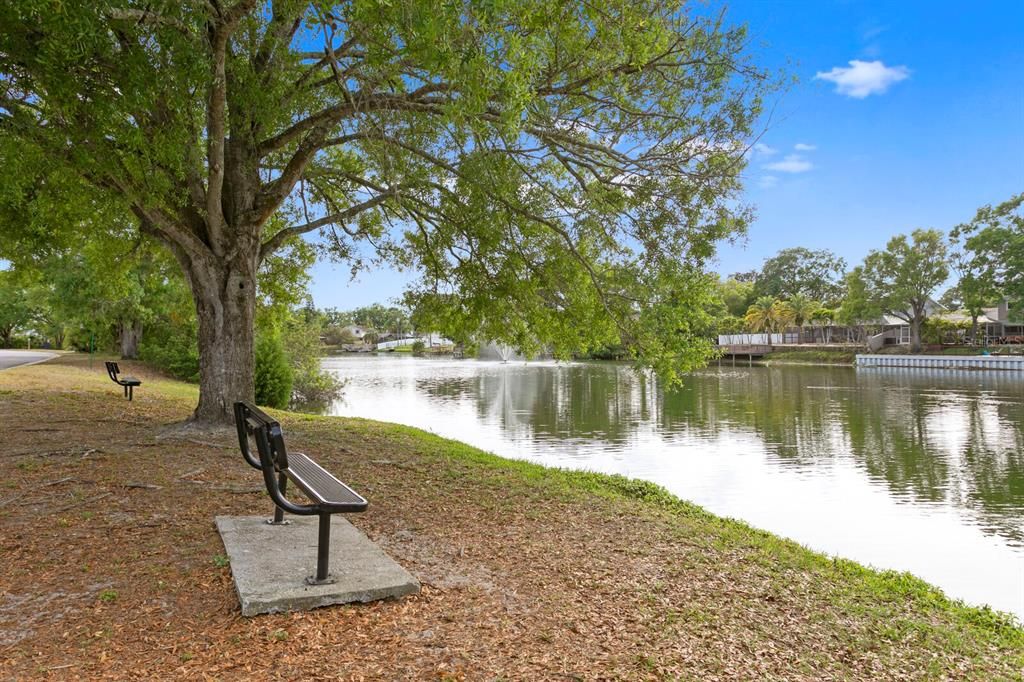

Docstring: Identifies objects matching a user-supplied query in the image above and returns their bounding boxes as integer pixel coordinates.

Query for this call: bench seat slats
[286,453,368,512]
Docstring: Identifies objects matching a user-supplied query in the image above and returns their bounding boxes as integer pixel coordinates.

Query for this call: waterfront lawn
[1,355,1021,680]
[762,348,859,365]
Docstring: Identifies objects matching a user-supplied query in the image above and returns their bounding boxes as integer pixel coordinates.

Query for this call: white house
[340,324,369,340]
[981,299,1024,342]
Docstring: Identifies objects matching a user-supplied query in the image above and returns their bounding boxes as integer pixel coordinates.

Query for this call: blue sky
[308,0,1024,309]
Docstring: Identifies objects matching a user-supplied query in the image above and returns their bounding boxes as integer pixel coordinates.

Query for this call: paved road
[0,350,57,371]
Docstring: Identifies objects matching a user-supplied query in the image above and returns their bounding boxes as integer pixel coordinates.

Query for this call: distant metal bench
[233,401,368,585]
[104,361,141,400]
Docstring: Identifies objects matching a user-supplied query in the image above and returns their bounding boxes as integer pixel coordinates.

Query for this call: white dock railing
[375,337,423,350]
[855,354,1024,371]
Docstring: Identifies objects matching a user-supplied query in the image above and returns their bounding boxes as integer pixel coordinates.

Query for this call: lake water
[321,355,1024,619]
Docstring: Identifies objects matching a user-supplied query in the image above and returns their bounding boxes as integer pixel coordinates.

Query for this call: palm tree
[744,296,775,333]
[770,299,796,343]
[745,297,795,347]
[787,294,821,343]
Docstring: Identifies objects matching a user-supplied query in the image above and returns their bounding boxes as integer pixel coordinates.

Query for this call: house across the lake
[341,324,369,340]
[979,299,1024,342]
[719,298,1023,349]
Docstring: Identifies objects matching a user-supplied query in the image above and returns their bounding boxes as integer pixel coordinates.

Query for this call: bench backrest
[233,401,290,472]
[105,361,120,382]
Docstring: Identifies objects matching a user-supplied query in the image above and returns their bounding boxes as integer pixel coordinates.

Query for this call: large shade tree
[860,229,949,353]
[753,247,846,305]
[952,192,1023,318]
[836,265,883,345]
[1,1,772,423]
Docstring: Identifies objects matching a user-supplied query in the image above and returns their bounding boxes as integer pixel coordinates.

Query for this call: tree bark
[119,319,143,359]
[181,249,258,424]
[910,316,923,354]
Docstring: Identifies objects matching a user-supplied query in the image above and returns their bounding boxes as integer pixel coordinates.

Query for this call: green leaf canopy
[1,0,775,399]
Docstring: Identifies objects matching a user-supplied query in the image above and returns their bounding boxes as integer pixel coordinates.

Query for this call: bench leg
[123,384,128,399]
[128,385,133,401]
[305,513,335,585]
[266,473,291,525]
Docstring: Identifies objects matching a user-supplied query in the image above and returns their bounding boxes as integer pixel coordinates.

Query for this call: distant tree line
[317,305,413,346]
[709,192,1022,353]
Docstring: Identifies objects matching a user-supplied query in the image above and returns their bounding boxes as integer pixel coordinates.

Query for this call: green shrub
[254,333,293,409]
[282,316,343,407]
[139,321,199,381]
[922,317,970,345]
[411,340,425,355]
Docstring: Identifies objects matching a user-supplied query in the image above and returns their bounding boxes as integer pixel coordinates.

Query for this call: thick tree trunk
[184,251,258,424]
[909,317,923,354]
[119,320,143,359]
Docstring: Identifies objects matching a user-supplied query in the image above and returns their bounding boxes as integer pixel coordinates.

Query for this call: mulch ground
[1,355,1021,681]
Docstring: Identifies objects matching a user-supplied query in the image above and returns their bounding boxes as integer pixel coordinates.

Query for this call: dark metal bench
[233,401,368,585]
[105,361,141,400]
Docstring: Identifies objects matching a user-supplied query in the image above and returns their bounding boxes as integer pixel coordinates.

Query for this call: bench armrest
[233,402,266,471]
[252,424,318,516]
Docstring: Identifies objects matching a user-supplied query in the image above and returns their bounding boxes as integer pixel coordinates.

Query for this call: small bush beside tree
[254,333,293,410]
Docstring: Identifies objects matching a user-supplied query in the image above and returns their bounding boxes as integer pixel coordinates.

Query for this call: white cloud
[815,60,910,98]
[794,143,817,151]
[758,175,779,189]
[753,142,777,157]
[764,154,813,173]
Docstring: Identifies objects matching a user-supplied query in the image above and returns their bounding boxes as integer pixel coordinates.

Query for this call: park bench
[104,361,141,401]
[233,401,368,585]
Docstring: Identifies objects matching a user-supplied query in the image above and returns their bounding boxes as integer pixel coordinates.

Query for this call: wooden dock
[719,344,772,357]
[717,344,772,366]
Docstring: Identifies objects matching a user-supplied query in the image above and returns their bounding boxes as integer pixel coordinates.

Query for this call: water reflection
[322,356,1024,617]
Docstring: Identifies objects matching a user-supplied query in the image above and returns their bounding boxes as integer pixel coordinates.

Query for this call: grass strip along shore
[1,355,1021,680]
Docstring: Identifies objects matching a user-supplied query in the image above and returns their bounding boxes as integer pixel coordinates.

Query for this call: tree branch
[205,0,258,253]
[258,190,396,261]
[106,8,190,33]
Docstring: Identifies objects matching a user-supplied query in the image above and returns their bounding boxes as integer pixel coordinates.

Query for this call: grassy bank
[759,349,859,366]
[1,354,1021,679]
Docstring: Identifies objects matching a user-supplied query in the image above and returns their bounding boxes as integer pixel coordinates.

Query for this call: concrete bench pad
[216,515,420,617]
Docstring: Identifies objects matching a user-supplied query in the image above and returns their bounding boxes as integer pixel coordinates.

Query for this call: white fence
[718,333,796,345]
[375,334,452,350]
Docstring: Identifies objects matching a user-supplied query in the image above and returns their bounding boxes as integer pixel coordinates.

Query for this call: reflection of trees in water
[659,367,855,463]
[416,376,480,403]
[844,370,1024,546]
[667,367,1024,546]
[466,364,649,445]
[419,361,1024,546]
